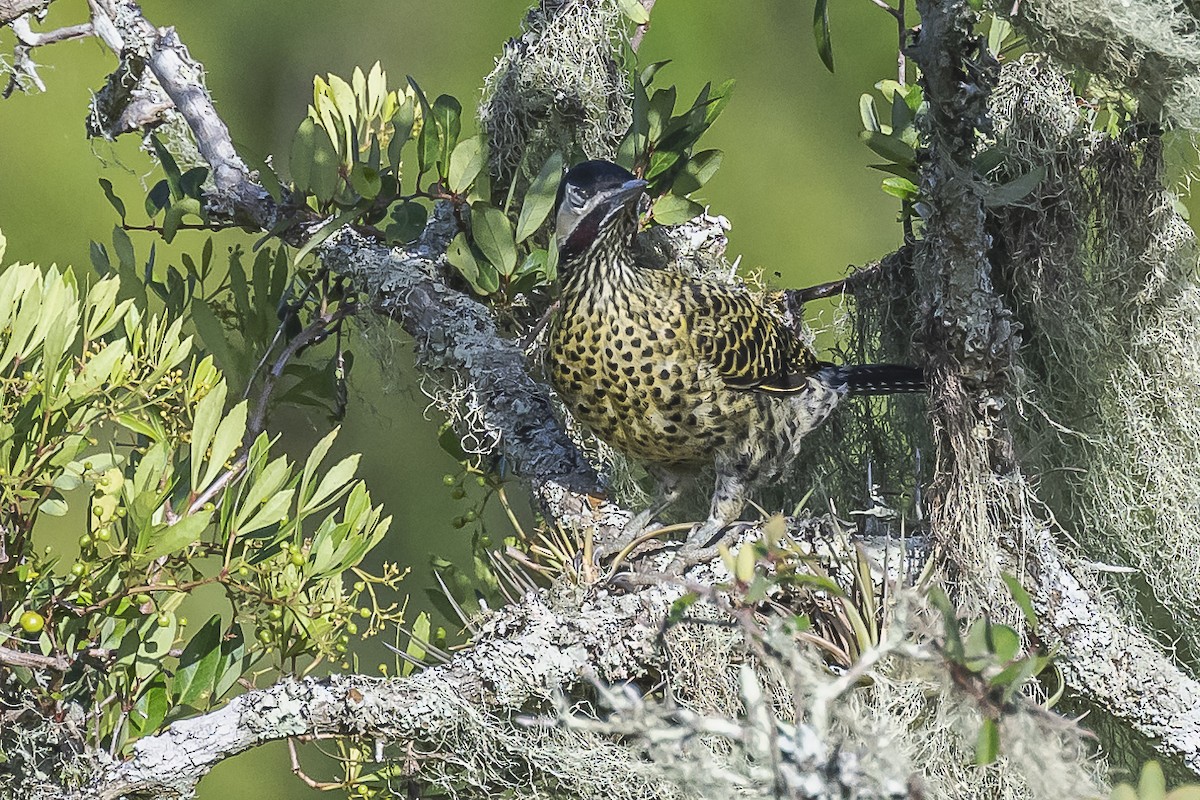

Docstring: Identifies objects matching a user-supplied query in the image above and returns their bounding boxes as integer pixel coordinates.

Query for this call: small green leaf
[860,94,881,133]
[309,125,341,204]
[514,151,564,243]
[290,118,318,194]
[983,167,1046,207]
[813,0,834,73]
[651,193,703,226]
[385,201,429,245]
[175,616,222,708]
[881,176,919,201]
[673,149,723,194]
[300,454,360,514]
[39,497,68,517]
[470,202,518,276]
[198,400,247,493]
[389,99,416,169]
[350,163,382,199]
[975,718,1000,765]
[89,241,111,276]
[448,135,485,194]
[190,381,228,488]
[617,0,650,24]
[432,94,462,173]
[446,232,482,289]
[1140,762,1167,800]
[150,136,183,199]
[139,511,212,562]
[98,178,127,221]
[860,131,916,165]
[1001,572,1038,634]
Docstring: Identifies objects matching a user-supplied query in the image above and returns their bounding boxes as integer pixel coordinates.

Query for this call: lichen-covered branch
[96,587,672,799]
[0,0,51,26]
[910,0,1200,772]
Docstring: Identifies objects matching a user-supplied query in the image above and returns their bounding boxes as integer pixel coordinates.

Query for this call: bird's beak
[599,178,648,226]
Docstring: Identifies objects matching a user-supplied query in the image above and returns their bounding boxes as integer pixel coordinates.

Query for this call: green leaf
[673,149,723,194]
[237,489,294,537]
[190,298,235,374]
[651,193,703,225]
[446,232,483,293]
[470,202,517,276]
[139,511,212,562]
[290,118,318,194]
[385,201,428,244]
[309,125,341,204]
[349,163,382,199]
[1140,762,1167,800]
[975,718,1000,765]
[198,400,246,493]
[190,381,228,488]
[389,99,416,169]
[860,94,881,133]
[860,131,916,165]
[212,627,253,701]
[813,0,834,73]
[515,151,564,243]
[98,178,127,221]
[881,176,919,201]
[150,136,183,200]
[130,678,169,737]
[431,94,462,174]
[300,454,360,514]
[647,86,676,141]
[175,616,223,708]
[983,167,1045,208]
[38,497,68,517]
[1001,572,1038,634]
[89,241,111,276]
[448,135,485,194]
[617,0,650,24]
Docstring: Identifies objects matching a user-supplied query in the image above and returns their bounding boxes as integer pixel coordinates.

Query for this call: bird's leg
[600,467,686,557]
[666,471,750,573]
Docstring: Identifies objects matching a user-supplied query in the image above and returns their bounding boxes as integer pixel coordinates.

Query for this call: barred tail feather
[820,364,926,395]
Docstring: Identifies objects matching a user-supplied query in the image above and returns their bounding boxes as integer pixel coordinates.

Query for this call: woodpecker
[547,159,924,561]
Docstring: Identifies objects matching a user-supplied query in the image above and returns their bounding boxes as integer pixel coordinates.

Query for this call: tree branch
[98,583,678,799]
[0,0,50,26]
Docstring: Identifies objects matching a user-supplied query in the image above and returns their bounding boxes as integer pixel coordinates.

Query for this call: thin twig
[630,0,657,52]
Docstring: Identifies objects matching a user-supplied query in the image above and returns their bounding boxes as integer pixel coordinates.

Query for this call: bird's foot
[663,520,755,576]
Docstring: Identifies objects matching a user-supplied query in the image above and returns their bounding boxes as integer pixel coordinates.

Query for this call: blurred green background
[0,1,906,796]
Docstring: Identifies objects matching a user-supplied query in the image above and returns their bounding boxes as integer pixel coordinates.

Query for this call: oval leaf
[514,151,564,243]
[470,202,517,275]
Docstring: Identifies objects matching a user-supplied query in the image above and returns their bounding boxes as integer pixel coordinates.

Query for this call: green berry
[442,474,456,487]
[156,612,171,627]
[346,622,358,635]
[18,611,45,634]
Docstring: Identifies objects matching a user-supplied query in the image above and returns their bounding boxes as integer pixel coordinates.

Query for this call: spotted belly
[548,303,757,468]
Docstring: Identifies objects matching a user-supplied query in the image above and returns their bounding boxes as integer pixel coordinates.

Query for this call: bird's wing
[689,283,823,393]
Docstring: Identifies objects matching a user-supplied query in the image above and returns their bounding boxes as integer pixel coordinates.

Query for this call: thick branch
[98,583,676,798]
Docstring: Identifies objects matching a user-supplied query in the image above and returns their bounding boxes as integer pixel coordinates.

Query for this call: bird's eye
[566,187,587,210]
